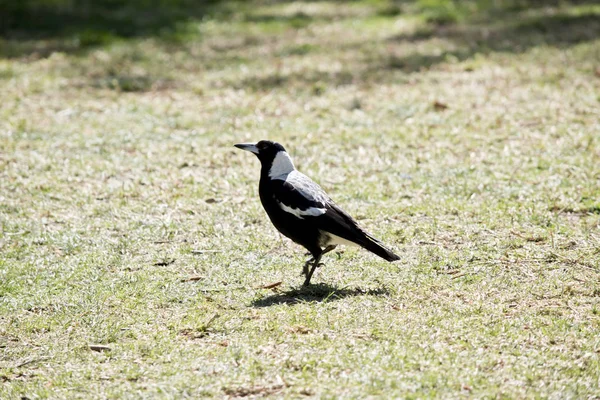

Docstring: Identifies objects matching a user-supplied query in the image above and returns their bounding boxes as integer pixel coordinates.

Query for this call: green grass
[1,0,600,398]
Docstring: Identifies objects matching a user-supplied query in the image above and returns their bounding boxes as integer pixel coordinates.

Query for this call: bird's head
[234,140,295,177]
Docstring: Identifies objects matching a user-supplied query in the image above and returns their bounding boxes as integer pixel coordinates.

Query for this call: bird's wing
[272,171,362,233]
[318,203,366,241]
[271,171,399,261]
[273,171,371,241]
[270,171,332,219]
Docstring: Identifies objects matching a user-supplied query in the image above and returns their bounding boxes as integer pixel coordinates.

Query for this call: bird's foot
[301,258,315,277]
[302,262,326,286]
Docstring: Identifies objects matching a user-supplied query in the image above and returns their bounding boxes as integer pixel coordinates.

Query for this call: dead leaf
[89,345,111,352]
[433,100,449,110]
[288,326,312,334]
[258,281,282,289]
[181,276,203,282]
[179,329,208,339]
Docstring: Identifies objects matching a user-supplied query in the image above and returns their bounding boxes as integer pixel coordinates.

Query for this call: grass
[1,0,600,398]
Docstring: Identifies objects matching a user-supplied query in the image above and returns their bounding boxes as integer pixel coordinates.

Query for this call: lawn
[1,0,599,398]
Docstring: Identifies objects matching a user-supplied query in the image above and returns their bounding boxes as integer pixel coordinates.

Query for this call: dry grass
[1,0,599,398]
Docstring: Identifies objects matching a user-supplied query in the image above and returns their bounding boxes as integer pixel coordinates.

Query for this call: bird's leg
[303,253,322,287]
[301,257,314,277]
[321,245,337,257]
[302,245,337,285]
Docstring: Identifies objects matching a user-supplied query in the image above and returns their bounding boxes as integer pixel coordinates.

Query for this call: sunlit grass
[1,0,599,398]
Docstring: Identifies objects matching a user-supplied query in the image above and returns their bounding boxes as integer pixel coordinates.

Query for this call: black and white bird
[235,140,400,286]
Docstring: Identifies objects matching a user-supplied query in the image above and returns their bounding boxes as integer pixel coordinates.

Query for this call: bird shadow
[251,283,389,308]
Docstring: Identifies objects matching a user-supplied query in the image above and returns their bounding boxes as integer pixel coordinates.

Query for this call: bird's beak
[234,143,259,154]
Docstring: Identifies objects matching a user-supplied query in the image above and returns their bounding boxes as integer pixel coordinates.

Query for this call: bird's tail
[358,232,400,262]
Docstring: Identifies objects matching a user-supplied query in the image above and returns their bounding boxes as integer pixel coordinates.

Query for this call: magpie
[234,140,400,286]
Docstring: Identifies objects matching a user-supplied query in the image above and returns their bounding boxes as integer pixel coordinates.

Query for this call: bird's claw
[301,258,315,277]
[301,261,325,277]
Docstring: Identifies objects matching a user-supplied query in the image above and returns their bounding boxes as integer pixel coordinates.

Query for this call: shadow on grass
[212,2,600,92]
[384,11,600,73]
[3,0,598,89]
[251,283,389,307]
[0,0,231,58]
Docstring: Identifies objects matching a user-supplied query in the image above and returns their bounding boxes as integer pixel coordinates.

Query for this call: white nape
[268,151,295,178]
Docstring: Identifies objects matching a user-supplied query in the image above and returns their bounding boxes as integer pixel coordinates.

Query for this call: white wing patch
[278,170,331,203]
[277,202,327,219]
[271,167,332,219]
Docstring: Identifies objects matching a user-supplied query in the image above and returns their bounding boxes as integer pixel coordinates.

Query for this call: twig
[13,356,50,368]
[198,286,246,292]
[191,250,222,255]
[89,345,112,352]
[204,313,219,328]
[153,259,175,266]
[181,276,203,282]
[549,251,599,271]
[510,230,545,242]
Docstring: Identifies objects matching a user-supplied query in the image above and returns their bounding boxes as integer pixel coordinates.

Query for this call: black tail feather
[358,233,400,262]
[319,204,400,262]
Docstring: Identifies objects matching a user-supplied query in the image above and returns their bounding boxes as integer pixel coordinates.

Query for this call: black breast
[258,178,322,255]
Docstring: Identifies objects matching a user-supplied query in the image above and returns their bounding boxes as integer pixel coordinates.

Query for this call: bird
[234,140,400,286]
